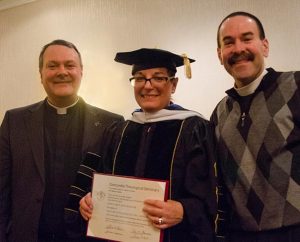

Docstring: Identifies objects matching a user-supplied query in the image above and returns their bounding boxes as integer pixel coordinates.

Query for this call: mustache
[228,52,255,65]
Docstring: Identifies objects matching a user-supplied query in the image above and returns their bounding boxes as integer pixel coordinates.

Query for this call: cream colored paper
[87,173,167,242]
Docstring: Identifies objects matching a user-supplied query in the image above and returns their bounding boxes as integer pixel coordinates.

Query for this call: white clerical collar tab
[47,97,79,115]
[235,69,267,96]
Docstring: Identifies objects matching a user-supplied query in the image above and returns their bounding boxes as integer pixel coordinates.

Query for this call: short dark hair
[39,39,82,71]
[167,69,176,77]
[217,11,266,48]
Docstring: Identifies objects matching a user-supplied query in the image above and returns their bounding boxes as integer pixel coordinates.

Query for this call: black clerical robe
[39,102,84,239]
[0,97,124,242]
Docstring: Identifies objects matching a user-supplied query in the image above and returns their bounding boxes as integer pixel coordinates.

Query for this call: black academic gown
[106,112,216,242]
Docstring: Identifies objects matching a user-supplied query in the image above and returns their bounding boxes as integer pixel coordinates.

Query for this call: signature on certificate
[105,224,123,234]
[130,229,151,240]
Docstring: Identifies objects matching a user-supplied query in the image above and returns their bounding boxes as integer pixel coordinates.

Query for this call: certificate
[87,173,168,242]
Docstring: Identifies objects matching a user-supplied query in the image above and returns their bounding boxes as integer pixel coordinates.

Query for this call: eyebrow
[222,31,254,42]
[136,71,166,76]
[241,31,254,37]
[46,60,77,64]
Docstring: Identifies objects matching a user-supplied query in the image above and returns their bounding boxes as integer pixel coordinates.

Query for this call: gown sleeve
[175,117,217,242]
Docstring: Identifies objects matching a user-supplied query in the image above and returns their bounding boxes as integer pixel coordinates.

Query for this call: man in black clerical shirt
[0,39,124,242]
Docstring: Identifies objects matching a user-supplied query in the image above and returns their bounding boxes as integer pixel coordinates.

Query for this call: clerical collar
[234,69,267,96]
[47,97,80,115]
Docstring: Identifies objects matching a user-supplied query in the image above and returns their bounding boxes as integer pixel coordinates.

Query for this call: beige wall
[0,0,299,121]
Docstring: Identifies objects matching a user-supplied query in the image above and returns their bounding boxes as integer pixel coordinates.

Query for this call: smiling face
[40,45,83,107]
[133,67,178,113]
[217,15,269,87]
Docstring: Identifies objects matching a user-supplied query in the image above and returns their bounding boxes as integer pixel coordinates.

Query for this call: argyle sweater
[211,68,300,238]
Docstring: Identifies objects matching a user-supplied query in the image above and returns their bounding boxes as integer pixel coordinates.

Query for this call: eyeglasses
[129,76,175,87]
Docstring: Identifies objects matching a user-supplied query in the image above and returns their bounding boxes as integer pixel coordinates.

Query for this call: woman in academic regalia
[77,48,217,242]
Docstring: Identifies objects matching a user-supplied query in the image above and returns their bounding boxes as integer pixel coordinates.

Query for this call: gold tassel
[182,54,192,79]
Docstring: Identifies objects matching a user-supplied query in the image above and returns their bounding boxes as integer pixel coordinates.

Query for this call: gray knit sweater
[211,68,300,235]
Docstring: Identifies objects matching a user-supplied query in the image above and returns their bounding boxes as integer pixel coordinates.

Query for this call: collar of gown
[131,104,205,124]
